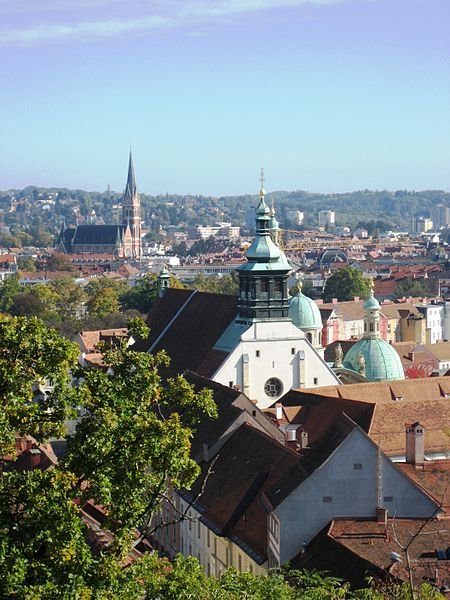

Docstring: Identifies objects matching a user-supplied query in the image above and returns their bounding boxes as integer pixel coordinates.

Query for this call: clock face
[264,377,283,398]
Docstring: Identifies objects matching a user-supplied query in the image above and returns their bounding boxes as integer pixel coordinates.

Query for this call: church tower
[236,170,291,322]
[122,151,142,258]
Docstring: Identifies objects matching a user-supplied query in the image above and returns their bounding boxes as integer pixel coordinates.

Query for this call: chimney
[29,448,41,469]
[332,298,338,305]
[275,403,283,421]
[376,506,388,525]
[405,422,425,465]
[354,296,360,302]
[298,428,309,449]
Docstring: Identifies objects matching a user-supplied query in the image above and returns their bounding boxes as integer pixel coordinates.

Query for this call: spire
[236,170,291,322]
[126,150,136,196]
[259,167,265,199]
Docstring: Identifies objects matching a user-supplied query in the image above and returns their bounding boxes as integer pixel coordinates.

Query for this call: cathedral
[57,152,142,258]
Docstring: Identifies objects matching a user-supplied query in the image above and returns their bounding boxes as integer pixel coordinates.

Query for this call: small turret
[157,266,171,298]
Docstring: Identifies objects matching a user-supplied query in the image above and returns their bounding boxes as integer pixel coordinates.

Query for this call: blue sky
[1,0,449,195]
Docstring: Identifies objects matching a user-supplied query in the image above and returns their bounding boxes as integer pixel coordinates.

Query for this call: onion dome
[343,282,405,381]
[289,283,322,330]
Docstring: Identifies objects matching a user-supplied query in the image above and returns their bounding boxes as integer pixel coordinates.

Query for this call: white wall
[272,428,438,565]
[177,499,266,577]
[213,320,340,409]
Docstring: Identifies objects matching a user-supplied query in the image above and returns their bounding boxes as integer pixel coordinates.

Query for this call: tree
[323,267,371,303]
[9,292,46,318]
[394,278,436,300]
[120,274,158,313]
[0,316,217,596]
[38,252,76,272]
[0,276,21,313]
[191,272,239,296]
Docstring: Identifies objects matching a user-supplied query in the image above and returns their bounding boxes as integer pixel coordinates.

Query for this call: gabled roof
[185,424,299,563]
[185,415,361,563]
[279,378,450,456]
[183,371,284,459]
[297,518,450,589]
[140,288,239,378]
[397,460,450,514]
[72,225,124,246]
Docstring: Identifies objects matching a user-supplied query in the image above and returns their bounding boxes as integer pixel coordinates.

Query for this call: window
[313,377,318,385]
[264,378,283,398]
[229,381,233,388]
[256,350,260,357]
[197,520,201,539]
[238,554,242,572]
[269,515,279,542]
[291,347,296,355]
[353,463,363,470]
[322,496,332,503]
[207,528,210,548]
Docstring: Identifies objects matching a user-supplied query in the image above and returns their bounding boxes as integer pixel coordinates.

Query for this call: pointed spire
[126,150,136,195]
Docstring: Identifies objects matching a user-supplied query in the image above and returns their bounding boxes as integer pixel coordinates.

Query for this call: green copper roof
[289,292,322,330]
[343,338,405,382]
[364,295,380,310]
[238,193,290,272]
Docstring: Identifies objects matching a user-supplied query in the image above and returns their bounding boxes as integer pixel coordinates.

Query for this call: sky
[0,0,449,196]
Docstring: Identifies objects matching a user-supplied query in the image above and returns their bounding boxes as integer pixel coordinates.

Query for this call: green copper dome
[364,295,380,310]
[289,292,322,330]
[343,338,405,382]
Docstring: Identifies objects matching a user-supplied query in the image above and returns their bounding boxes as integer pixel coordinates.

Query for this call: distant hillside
[0,187,449,238]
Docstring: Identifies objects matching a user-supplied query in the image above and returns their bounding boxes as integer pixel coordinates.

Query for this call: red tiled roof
[297,517,450,589]
[397,461,450,514]
[279,378,450,456]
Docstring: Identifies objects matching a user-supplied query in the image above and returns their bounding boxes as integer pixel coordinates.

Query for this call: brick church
[57,152,142,258]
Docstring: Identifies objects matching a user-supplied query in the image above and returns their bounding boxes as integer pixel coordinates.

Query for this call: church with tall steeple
[57,152,142,259]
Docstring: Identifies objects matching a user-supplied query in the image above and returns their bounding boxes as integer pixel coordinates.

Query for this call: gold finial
[259,167,265,198]
[369,277,375,297]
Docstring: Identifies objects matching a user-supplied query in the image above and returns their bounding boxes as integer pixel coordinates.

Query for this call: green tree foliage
[0,276,22,313]
[323,267,371,303]
[120,274,159,313]
[191,272,239,296]
[0,316,78,457]
[17,256,38,272]
[394,278,436,299]
[38,253,77,272]
[85,279,127,318]
[0,316,218,597]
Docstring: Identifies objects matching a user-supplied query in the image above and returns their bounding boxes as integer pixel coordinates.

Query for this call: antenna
[377,441,382,508]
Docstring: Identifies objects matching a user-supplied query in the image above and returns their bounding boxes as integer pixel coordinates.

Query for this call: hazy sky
[1,0,449,195]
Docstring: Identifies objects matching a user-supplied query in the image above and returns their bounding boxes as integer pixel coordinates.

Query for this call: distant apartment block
[286,210,304,226]
[318,210,335,229]
[197,223,240,240]
[432,204,450,229]
[411,216,433,234]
